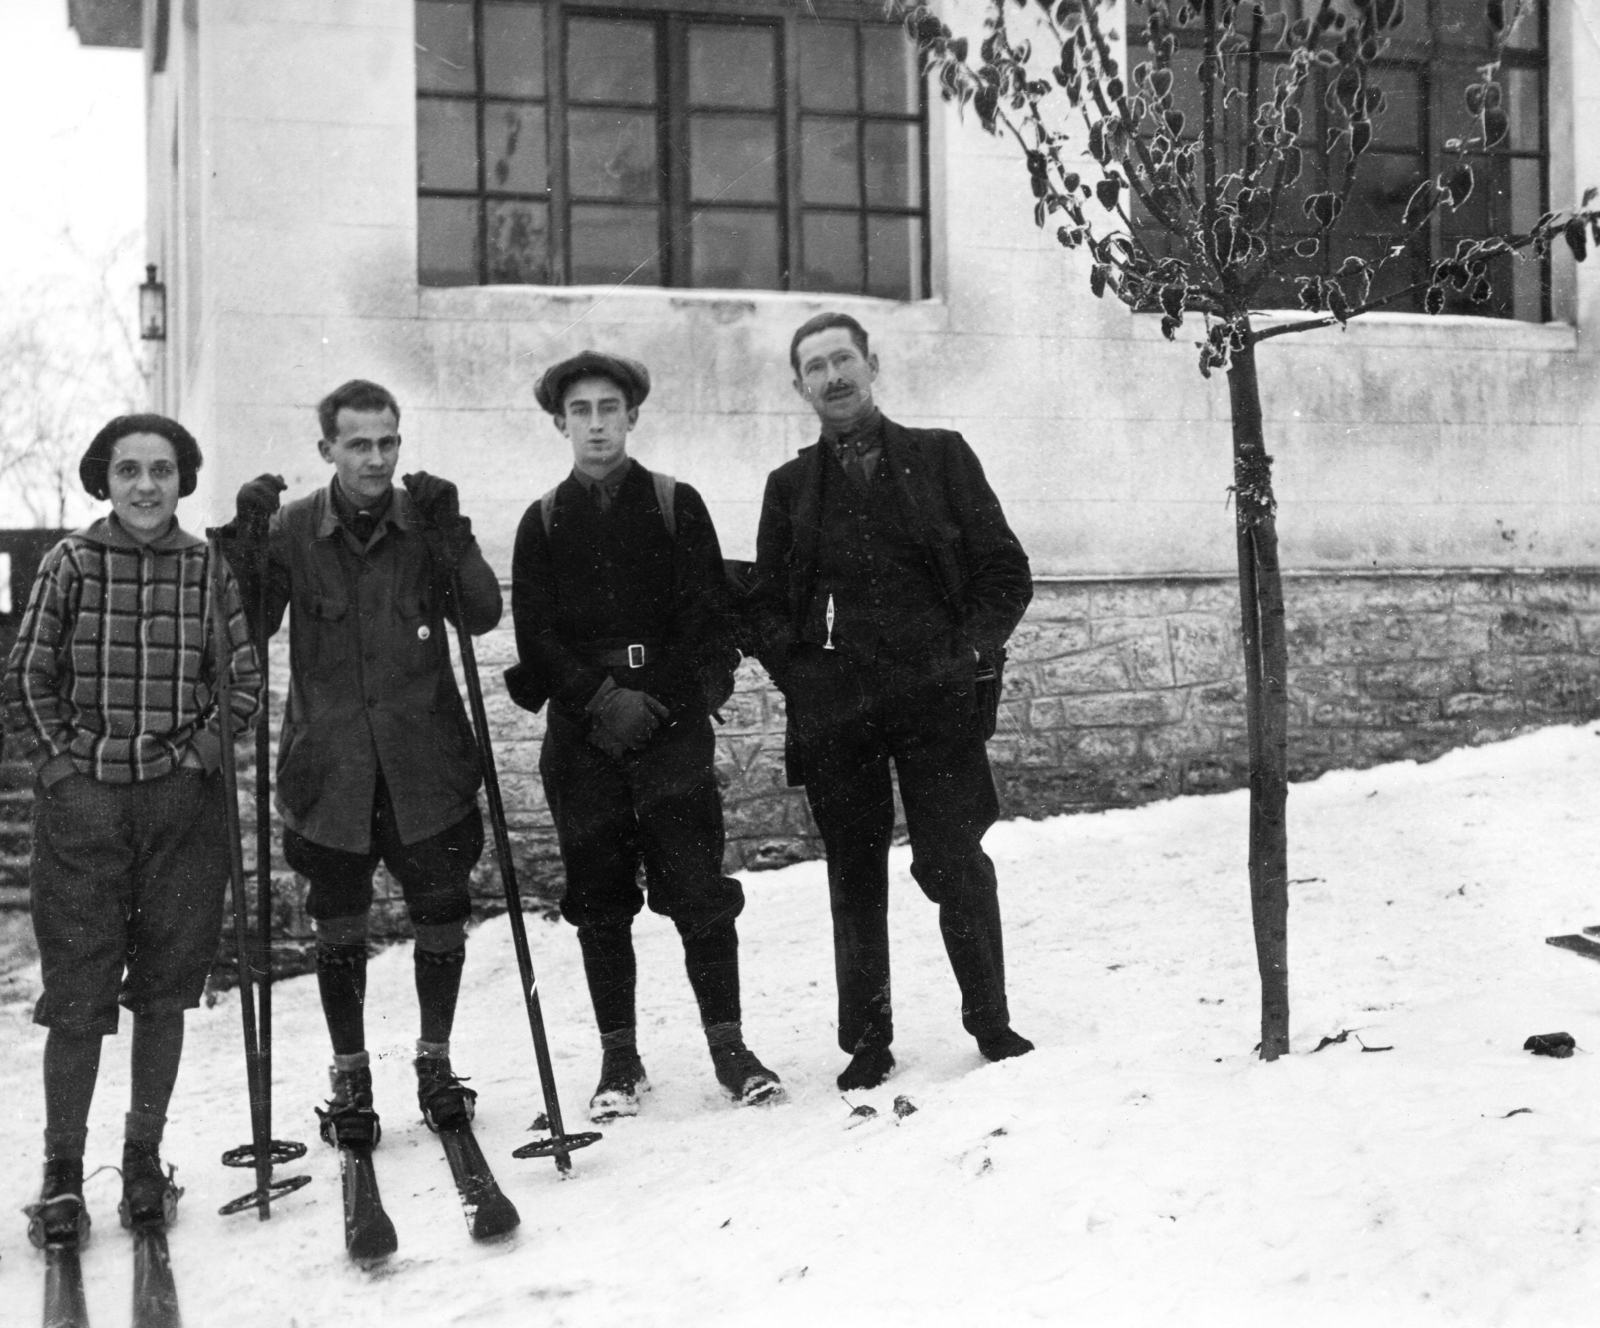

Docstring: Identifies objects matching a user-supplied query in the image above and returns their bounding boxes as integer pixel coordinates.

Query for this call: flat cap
[535,351,651,415]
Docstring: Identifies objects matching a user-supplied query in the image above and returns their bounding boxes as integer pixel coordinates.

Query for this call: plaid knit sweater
[1,516,262,785]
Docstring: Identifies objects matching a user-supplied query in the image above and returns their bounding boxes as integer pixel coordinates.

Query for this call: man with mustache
[752,313,1035,1090]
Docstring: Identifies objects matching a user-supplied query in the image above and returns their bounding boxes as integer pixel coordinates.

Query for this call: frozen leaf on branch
[1295,237,1321,258]
[1090,264,1109,298]
[1304,192,1343,230]
[1424,284,1445,314]
[1096,174,1125,210]
[1350,118,1372,156]
[1483,106,1509,148]
[1564,217,1589,262]
[1211,215,1244,265]
[1165,109,1186,136]
[1375,0,1404,27]
[1331,65,1361,114]
[1327,283,1350,324]
[1444,163,1475,208]
[1150,67,1174,100]
[1402,180,1438,229]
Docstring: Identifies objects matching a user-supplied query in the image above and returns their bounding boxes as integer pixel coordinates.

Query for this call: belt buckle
[627,643,646,669]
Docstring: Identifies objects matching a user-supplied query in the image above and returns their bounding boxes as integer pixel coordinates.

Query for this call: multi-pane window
[1135,0,1548,320]
[415,0,929,298]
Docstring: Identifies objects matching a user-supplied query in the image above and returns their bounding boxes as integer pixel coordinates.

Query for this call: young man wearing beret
[752,313,1035,1091]
[222,378,502,1146]
[509,351,782,1120]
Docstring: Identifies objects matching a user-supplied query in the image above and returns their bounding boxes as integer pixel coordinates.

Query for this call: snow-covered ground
[5,723,1600,1326]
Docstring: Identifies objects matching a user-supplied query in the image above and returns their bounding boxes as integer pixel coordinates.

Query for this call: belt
[583,643,661,669]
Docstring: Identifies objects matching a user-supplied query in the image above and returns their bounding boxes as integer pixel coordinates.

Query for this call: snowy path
[4,723,1600,1326]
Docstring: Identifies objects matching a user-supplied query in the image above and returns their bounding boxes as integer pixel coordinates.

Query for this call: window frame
[415,0,934,297]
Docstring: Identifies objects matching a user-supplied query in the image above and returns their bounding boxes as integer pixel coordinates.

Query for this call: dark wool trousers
[787,647,1009,1054]
[540,708,745,1034]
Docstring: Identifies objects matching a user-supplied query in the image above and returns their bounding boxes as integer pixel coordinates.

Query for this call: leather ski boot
[119,1139,182,1230]
[315,1061,381,1148]
[588,1048,650,1123]
[25,1157,91,1250]
[415,1055,478,1132]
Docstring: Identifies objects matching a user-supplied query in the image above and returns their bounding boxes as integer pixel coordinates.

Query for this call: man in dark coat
[224,378,501,1146]
[752,313,1035,1091]
[510,351,782,1120]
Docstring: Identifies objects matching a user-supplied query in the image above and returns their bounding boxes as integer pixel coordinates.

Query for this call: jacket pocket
[275,723,323,819]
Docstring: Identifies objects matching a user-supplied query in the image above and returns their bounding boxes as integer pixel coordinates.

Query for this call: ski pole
[445,568,600,1174]
[209,532,310,1219]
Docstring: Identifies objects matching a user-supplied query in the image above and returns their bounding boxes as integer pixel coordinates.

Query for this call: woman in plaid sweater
[1,414,261,1249]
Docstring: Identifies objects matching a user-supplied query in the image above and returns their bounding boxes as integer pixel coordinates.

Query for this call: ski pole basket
[512,1129,602,1162]
[219,1142,314,1216]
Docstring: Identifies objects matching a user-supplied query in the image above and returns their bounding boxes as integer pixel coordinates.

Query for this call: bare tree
[899,0,1599,1058]
[0,230,146,529]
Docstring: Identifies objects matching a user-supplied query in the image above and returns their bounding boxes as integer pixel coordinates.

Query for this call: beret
[534,351,651,415]
[79,413,203,500]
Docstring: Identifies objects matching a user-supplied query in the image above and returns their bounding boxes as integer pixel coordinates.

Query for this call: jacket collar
[314,480,413,540]
[77,514,205,552]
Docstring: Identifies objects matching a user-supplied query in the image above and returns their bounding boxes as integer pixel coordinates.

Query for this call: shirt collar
[821,407,885,454]
[570,456,633,493]
[318,479,408,540]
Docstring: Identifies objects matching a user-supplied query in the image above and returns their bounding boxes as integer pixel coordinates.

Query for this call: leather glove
[587,681,669,755]
[234,474,287,544]
[403,471,473,572]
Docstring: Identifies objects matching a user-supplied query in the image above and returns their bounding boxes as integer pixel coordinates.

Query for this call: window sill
[1130,307,1577,353]
[418,283,949,328]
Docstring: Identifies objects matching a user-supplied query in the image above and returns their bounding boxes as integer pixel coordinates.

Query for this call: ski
[131,1228,181,1328]
[1547,933,1600,963]
[43,1245,90,1328]
[339,1144,398,1262]
[437,1125,521,1242]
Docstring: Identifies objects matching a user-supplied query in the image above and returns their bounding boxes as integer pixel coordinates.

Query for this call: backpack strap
[651,469,676,538]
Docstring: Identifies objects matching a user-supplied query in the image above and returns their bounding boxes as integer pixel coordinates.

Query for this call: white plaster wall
[153,0,1600,578]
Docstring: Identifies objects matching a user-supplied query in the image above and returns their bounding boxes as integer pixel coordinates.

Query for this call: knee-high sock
[42,1028,103,1161]
[316,942,369,1056]
[576,923,637,1038]
[677,916,741,1031]
[413,925,467,1046]
[127,1010,184,1142]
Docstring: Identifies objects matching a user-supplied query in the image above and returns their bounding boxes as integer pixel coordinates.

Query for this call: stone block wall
[364,566,1600,949]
